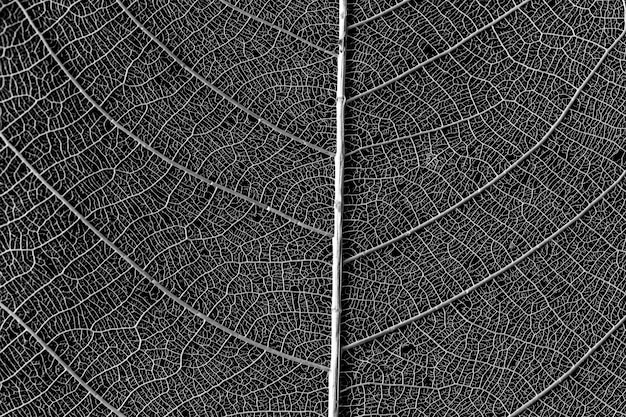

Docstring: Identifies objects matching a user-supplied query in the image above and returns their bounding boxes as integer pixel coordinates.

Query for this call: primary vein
[328,0,347,415]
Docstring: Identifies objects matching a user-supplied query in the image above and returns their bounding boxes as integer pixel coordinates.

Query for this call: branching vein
[14,0,331,237]
[0,302,128,417]
[1,131,329,372]
[346,0,531,103]
[343,169,626,351]
[217,0,337,56]
[114,0,335,157]
[344,23,626,264]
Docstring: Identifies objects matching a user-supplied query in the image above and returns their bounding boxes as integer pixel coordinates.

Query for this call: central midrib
[329,0,347,416]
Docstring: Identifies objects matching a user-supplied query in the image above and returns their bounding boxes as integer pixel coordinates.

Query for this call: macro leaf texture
[1,0,626,416]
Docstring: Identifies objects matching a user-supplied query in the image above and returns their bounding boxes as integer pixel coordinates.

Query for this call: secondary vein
[0,302,128,417]
[344,22,626,264]
[342,170,626,351]
[14,0,331,238]
[1,131,330,373]
[218,0,337,56]
[115,0,334,157]
[346,0,531,103]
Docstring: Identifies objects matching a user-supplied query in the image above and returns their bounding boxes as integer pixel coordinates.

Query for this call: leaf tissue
[2,0,626,416]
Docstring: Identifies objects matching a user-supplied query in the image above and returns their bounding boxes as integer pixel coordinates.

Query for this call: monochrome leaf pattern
[341,0,626,415]
[2,0,626,416]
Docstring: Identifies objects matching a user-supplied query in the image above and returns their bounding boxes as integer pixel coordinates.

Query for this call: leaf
[2,0,626,416]
[1,0,335,415]
[341,0,626,416]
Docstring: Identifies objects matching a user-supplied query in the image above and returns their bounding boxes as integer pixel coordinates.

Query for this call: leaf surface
[2,0,626,416]
[341,1,626,416]
[1,0,335,415]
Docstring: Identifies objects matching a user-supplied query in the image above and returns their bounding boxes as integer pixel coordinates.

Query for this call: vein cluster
[2,0,626,416]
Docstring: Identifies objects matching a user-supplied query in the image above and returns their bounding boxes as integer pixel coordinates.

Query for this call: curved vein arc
[0,302,128,417]
[344,24,626,264]
[15,1,330,238]
[114,0,334,157]
[217,0,337,56]
[345,101,503,157]
[348,0,415,30]
[346,0,531,103]
[508,313,626,417]
[1,132,329,373]
[508,0,626,409]
[342,170,626,351]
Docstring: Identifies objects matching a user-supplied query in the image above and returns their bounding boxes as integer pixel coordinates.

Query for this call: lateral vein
[218,0,337,56]
[15,0,331,238]
[0,302,128,417]
[114,0,334,157]
[348,0,415,30]
[1,131,330,373]
[508,312,626,417]
[346,0,531,103]
[344,23,626,264]
[342,170,626,351]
